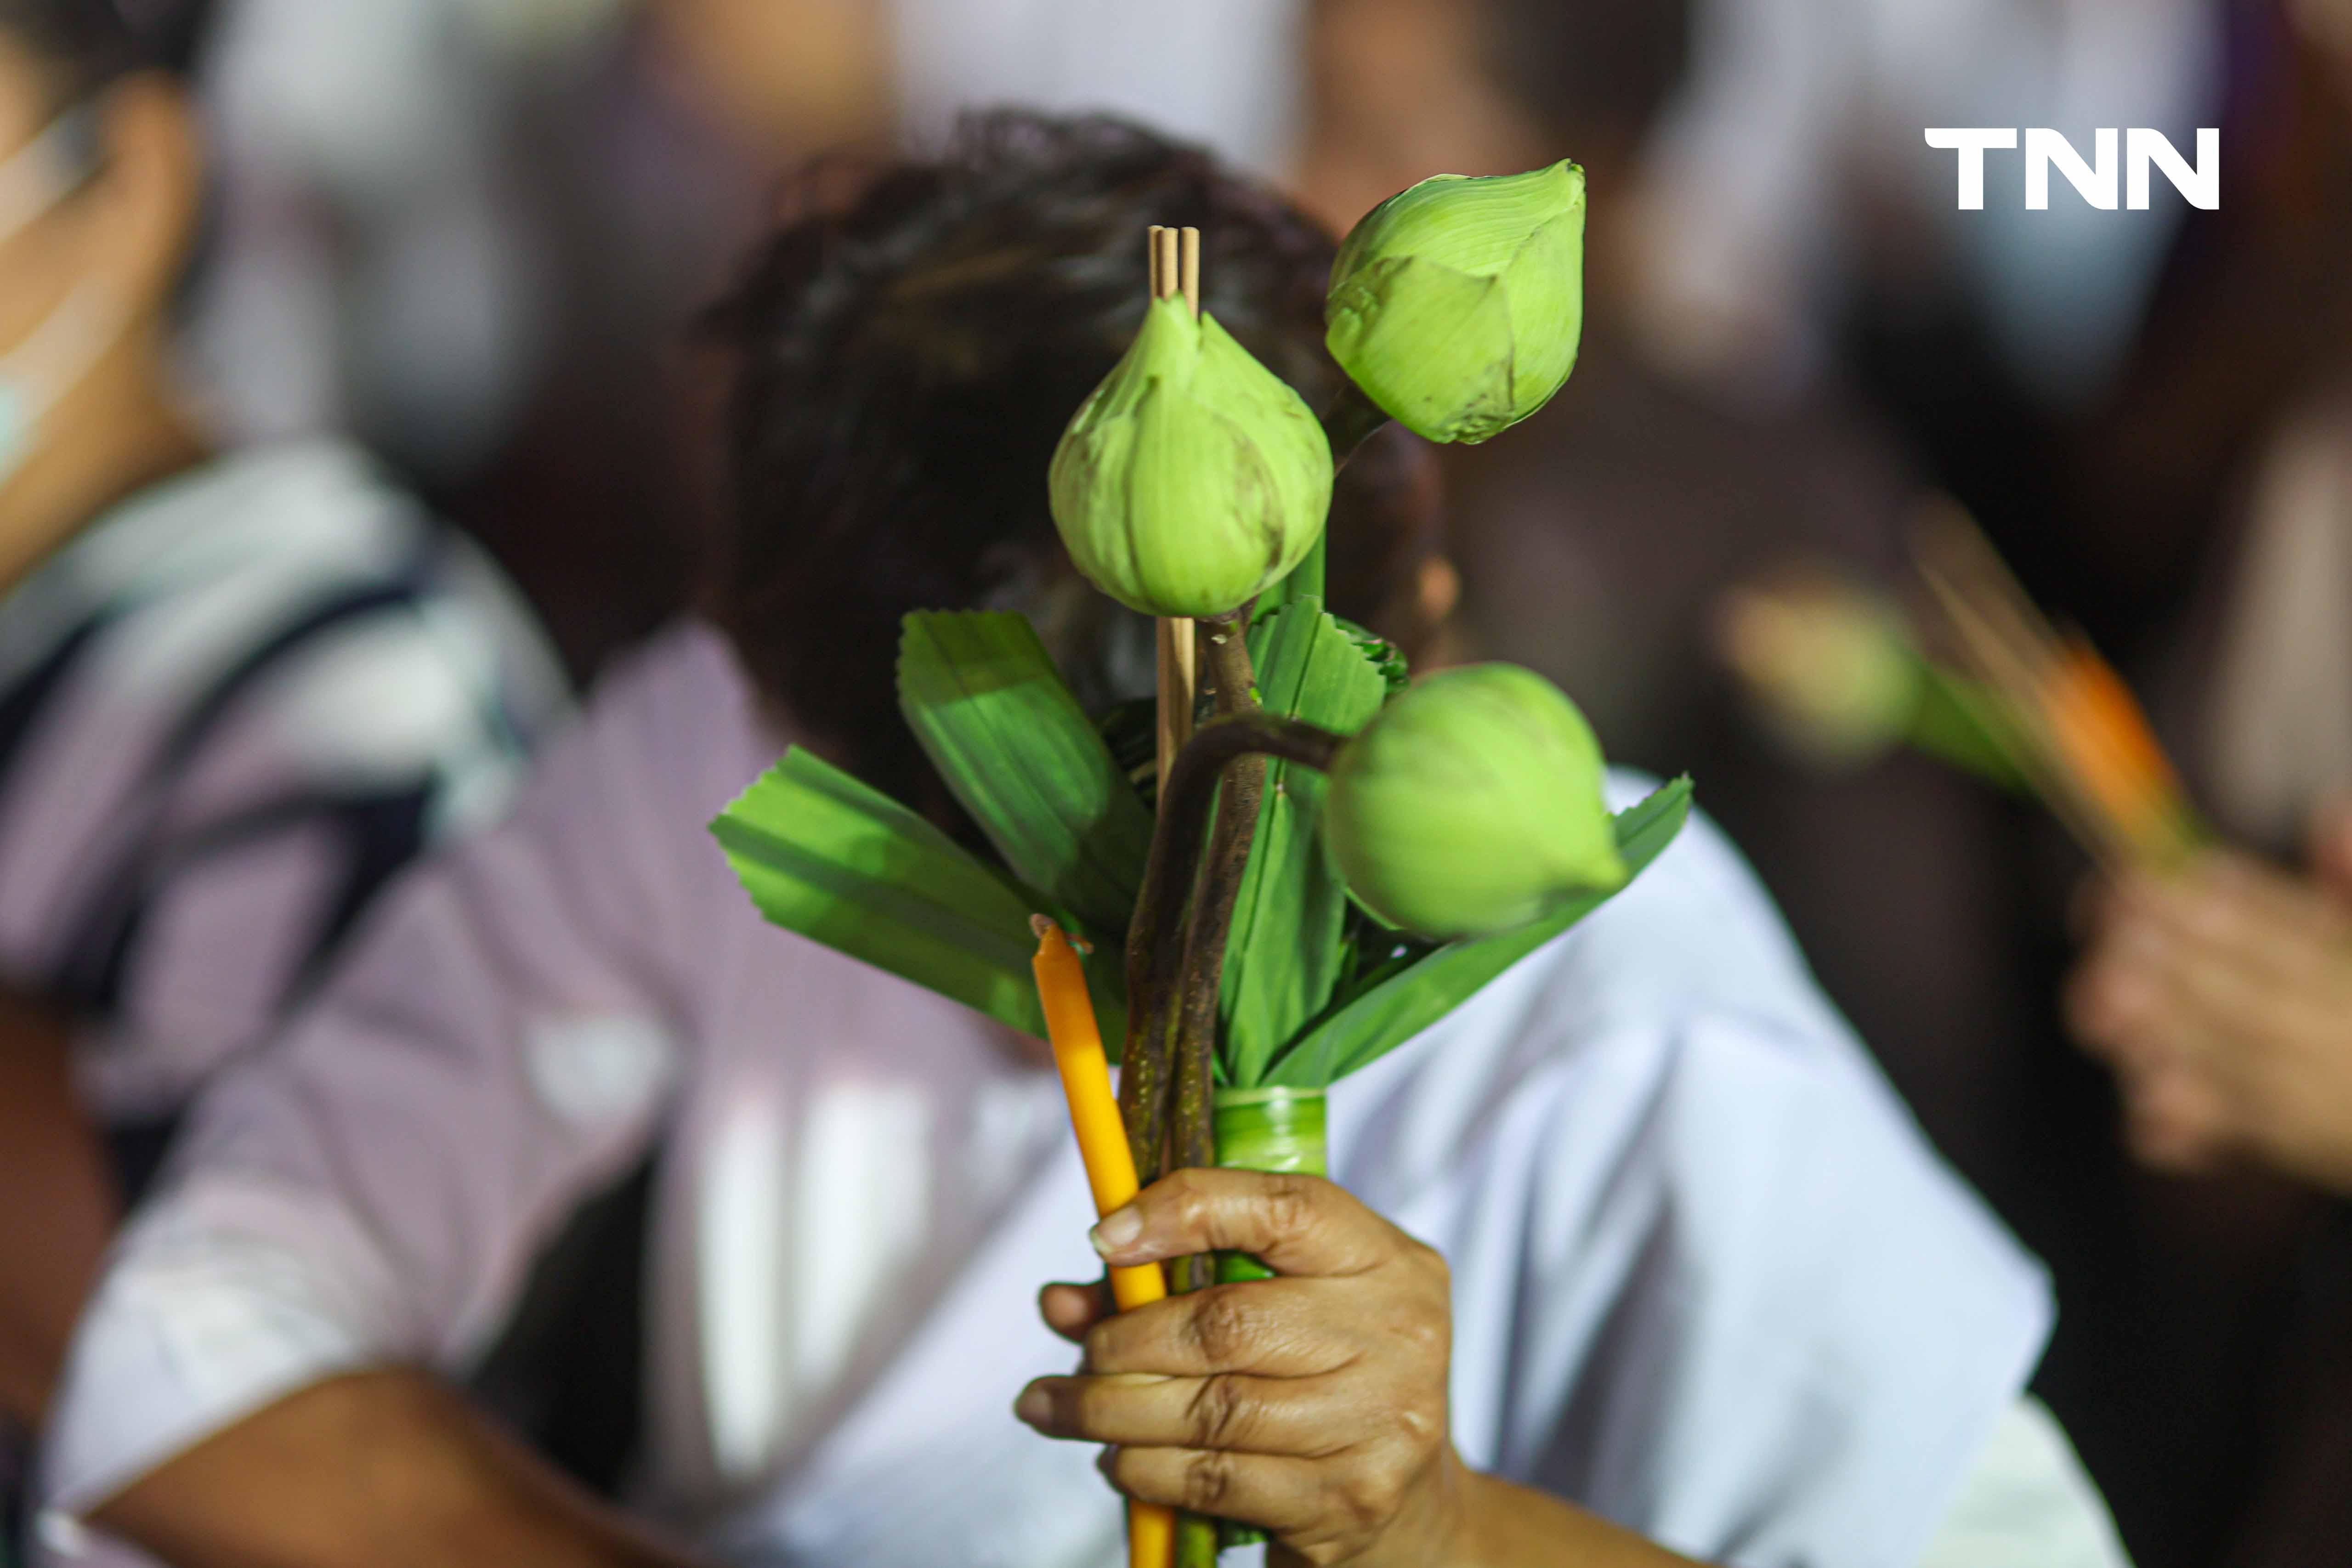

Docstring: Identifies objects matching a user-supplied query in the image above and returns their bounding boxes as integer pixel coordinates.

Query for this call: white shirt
[44,620,2069,1567]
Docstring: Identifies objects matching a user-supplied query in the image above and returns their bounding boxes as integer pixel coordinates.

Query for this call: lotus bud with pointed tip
[1322,664,1624,939]
[1049,296,1334,618]
[1324,161,1586,445]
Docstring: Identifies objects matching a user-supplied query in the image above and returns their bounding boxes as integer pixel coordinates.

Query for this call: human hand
[2068,814,2352,1194]
[1018,1168,1465,1567]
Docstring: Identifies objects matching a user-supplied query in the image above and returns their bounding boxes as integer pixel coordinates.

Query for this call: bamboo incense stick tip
[1179,227,1200,320]
[1155,227,1180,301]
[1154,617,1199,795]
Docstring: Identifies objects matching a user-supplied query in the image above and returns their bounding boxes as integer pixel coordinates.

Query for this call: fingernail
[1090,1206,1143,1257]
[1014,1382,1053,1427]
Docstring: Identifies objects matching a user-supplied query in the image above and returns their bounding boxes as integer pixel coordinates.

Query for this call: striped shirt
[0,438,568,1129]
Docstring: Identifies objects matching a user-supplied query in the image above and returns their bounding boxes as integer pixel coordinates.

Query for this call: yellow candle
[1030,917,1173,1568]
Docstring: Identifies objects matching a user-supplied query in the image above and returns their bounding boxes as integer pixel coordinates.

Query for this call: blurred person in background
[174,0,1530,679]
[0,0,565,1507]
[1422,0,2352,1564]
[179,0,1314,679]
[2057,17,2352,1556]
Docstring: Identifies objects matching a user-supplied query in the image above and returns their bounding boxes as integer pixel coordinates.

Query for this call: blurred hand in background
[2069,804,2352,1195]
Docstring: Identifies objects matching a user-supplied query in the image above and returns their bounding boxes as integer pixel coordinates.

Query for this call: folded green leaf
[712,747,1126,1043]
[1220,601,1389,1085]
[1260,776,1692,1087]
[898,612,1156,938]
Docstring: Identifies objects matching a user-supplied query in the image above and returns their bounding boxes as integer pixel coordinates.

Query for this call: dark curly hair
[1,0,216,101]
[702,111,1443,808]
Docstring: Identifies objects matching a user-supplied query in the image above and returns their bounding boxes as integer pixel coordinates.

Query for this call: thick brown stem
[1118,703,1339,1184]
[1114,995,1177,1183]
[1167,613,1260,1162]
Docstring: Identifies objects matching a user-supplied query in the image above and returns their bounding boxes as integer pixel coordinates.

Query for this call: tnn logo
[1925,128,2219,210]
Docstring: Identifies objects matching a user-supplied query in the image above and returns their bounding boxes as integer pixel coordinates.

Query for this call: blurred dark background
[164,2,2352,1563]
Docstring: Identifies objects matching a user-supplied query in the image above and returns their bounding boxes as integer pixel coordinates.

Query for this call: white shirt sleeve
[1916,1399,2134,1568]
[38,624,748,1518]
[1380,780,2059,1567]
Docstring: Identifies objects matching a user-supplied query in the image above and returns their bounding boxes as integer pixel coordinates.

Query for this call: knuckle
[1343,1444,1417,1526]
[1334,1472,1398,1538]
[1394,1307,1450,1368]
[1186,1286,1256,1364]
[1362,1381,1445,1459]
[1181,1448,1240,1513]
[1262,1174,1320,1240]
[1391,1390,1445,1450]
[1185,1372,1253,1449]
[1067,1380,1115,1435]
[1162,1166,1216,1227]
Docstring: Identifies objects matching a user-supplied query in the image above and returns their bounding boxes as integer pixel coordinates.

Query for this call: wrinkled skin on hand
[2068,804,2352,1196]
[1017,1168,1467,1567]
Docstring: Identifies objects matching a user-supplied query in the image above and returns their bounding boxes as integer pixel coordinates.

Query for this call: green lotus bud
[1323,664,1624,939]
[1049,296,1334,618]
[1325,161,1586,445]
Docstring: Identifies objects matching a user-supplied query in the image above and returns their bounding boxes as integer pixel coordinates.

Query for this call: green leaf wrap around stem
[1205,1087,1330,1552]
[1212,1087,1327,1283]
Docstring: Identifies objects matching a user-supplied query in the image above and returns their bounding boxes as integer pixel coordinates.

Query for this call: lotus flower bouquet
[712,165,1691,1563]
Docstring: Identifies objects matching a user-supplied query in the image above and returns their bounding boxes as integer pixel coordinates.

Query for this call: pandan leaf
[712,747,1126,1044]
[1219,601,1389,1086]
[1332,617,1411,696]
[898,612,1156,938]
[1259,776,1692,1087]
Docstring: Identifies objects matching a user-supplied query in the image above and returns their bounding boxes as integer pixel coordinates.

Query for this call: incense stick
[1148,226,1200,789]
[1910,498,2198,868]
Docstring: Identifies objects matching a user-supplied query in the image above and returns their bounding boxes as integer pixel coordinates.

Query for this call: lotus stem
[1117,703,1342,1186]
[1166,611,1264,1287]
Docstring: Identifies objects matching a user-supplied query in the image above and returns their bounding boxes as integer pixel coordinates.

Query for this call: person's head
[0,0,212,515]
[703,111,1448,806]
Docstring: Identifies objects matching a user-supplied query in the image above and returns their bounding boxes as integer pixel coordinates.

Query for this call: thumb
[1088,1168,1392,1278]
